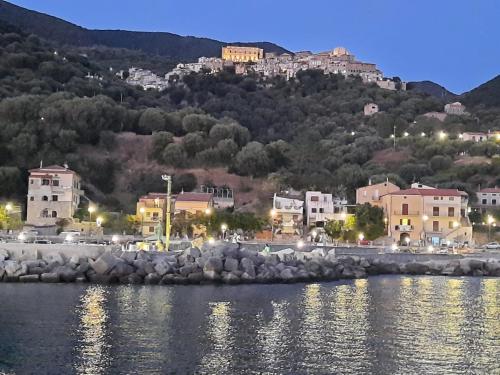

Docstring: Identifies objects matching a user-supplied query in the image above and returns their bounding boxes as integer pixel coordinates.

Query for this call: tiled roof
[140,193,168,200]
[478,188,500,193]
[175,192,213,202]
[29,165,75,174]
[389,188,465,197]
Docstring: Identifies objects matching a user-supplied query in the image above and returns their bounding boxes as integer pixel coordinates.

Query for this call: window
[319,208,324,213]
[448,207,454,217]
[433,207,439,216]
[493,199,497,205]
[449,197,454,201]
[433,197,439,200]
[30,196,34,201]
[433,221,439,232]
[311,208,317,213]
[42,179,50,185]
[52,195,58,202]
[51,211,57,218]
[402,204,408,215]
[146,212,151,217]
[149,226,154,233]
[41,209,49,218]
[52,180,59,186]
[310,196,319,202]
[449,221,454,229]
[42,196,48,201]
[152,212,159,219]
[30,179,34,184]
[482,199,487,204]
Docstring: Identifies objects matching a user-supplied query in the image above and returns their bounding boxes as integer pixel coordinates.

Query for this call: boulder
[110,262,135,277]
[241,272,256,282]
[75,262,90,274]
[179,264,197,277]
[224,257,239,273]
[136,250,152,262]
[21,260,43,268]
[19,274,40,282]
[405,262,430,275]
[275,248,295,262]
[5,261,27,277]
[154,260,174,276]
[240,258,256,278]
[485,261,500,276]
[76,276,87,283]
[0,267,5,280]
[127,273,143,284]
[90,252,120,275]
[279,268,296,282]
[160,274,176,285]
[203,257,223,273]
[0,249,9,261]
[42,252,65,265]
[183,247,202,259]
[310,248,328,257]
[195,257,206,269]
[54,266,78,282]
[203,269,221,281]
[353,266,367,279]
[40,272,60,283]
[120,251,137,264]
[222,272,240,284]
[144,273,161,285]
[187,272,204,284]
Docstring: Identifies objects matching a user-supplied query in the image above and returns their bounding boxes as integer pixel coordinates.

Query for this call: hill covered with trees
[0,20,499,215]
[0,0,289,61]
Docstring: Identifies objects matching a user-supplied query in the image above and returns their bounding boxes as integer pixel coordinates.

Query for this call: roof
[175,192,213,202]
[478,188,500,193]
[388,188,465,197]
[140,192,168,200]
[29,164,76,174]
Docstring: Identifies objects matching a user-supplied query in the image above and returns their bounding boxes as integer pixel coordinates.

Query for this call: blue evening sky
[9,0,499,94]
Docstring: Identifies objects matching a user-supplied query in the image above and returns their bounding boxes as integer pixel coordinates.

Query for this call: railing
[393,210,420,216]
[394,225,413,231]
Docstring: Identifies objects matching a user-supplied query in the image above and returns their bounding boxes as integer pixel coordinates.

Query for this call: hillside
[0,0,289,60]
[461,75,500,108]
[0,20,498,215]
[407,80,456,100]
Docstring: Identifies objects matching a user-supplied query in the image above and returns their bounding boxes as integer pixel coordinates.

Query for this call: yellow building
[174,192,213,216]
[136,193,168,237]
[356,181,400,207]
[222,46,264,62]
[381,188,472,246]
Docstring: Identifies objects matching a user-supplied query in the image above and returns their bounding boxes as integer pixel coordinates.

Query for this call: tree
[233,142,271,177]
[355,203,385,240]
[161,143,187,167]
[182,132,206,156]
[151,131,174,159]
[138,108,166,133]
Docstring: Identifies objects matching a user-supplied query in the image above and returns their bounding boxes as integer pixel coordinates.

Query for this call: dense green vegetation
[0,21,499,218]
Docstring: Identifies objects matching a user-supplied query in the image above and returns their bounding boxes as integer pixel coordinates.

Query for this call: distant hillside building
[444,102,466,115]
[475,187,500,210]
[461,132,488,142]
[174,192,213,215]
[356,181,400,207]
[222,46,264,62]
[201,185,234,209]
[26,165,83,226]
[364,103,379,116]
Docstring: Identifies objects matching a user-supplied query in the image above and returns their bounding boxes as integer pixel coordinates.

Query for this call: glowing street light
[404,237,411,246]
[390,134,395,138]
[208,237,215,245]
[422,214,429,221]
[358,233,365,242]
[5,203,13,212]
[452,221,460,229]
[296,240,305,249]
[391,243,398,252]
[421,132,426,137]
[427,245,434,253]
[458,133,464,139]
[221,223,228,240]
[403,132,409,137]
[438,131,447,140]
[351,131,356,136]
[96,216,103,227]
[111,234,119,243]
[487,215,496,241]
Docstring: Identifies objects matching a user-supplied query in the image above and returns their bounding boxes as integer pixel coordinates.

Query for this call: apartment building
[222,46,264,62]
[381,187,472,246]
[174,192,213,216]
[136,193,168,236]
[304,191,351,227]
[356,181,400,207]
[475,187,500,212]
[272,193,304,236]
[26,165,83,226]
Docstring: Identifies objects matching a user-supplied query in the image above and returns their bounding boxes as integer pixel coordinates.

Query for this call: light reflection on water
[0,276,498,374]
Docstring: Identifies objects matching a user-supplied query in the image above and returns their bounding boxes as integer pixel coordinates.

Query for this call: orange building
[136,193,168,236]
[222,46,264,62]
[356,181,400,207]
[174,192,213,215]
[381,188,472,246]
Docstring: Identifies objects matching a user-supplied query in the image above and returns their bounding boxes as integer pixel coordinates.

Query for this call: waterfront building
[356,181,400,207]
[381,187,472,246]
[222,46,264,62]
[200,185,234,209]
[26,164,83,226]
[174,192,213,216]
[304,191,352,227]
[136,193,168,237]
[475,187,500,212]
[273,193,304,236]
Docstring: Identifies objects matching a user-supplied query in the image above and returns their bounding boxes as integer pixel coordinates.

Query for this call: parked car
[33,239,52,244]
[359,239,370,246]
[483,242,500,250]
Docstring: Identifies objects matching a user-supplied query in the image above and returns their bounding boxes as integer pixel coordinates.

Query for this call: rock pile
[0,245,499,285]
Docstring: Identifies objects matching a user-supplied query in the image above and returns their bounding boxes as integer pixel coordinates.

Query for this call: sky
[9,0,500,94]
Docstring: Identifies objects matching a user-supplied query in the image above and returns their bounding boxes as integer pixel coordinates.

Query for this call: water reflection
[198,302,233,374]
[74,286,110,375]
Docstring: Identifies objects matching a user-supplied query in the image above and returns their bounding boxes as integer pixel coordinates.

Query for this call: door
[402,204,408,215]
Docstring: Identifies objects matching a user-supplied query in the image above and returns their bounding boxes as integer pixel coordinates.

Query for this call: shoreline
[1,244,500,285]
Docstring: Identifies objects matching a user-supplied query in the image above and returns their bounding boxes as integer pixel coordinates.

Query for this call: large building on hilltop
[26,164,83,227]
[222,46,264,62]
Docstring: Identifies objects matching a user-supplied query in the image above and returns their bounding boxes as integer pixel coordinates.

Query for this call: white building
[305,191,351,227]
[364,103,379,116]
[476,187,500,209]
[273,194,304,236]
[26,165,83,226]
[444,102,466,115]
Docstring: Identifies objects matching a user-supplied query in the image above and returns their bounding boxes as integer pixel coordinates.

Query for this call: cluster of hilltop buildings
[16,164,499,246]
[123,46,405,91]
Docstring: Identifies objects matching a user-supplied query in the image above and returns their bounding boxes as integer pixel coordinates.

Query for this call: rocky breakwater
[0,246,499,285]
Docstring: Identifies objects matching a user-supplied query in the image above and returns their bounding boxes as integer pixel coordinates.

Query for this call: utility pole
[162,175,172,251]
[393,125,396,150]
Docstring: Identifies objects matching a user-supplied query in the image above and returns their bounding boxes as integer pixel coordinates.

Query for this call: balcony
[395,225,414,231]
[393,210,420,216]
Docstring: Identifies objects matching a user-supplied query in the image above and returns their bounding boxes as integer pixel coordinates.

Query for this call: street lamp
[403,132,409,137]
[204,207,212,236]
[5,203,13,232]
[221,223,228,240]
[87,205,96,237]
[487,215,496,241]
[139,207,145,236]
[438,131,447,140]
[297,239,304,249]
[422,214,429,246]
[421,132,426,137]
[96,216,103,227]
[270,209,277,242]
[358,232,365,245]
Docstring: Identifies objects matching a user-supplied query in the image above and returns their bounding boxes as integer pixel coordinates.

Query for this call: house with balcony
[26,164,83,227]
[474,187,500,213]
[272,193,304,237]
[173,192,213,216]
[381,187,472,246]
[305,191,353,227]
[136,193,168,236]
